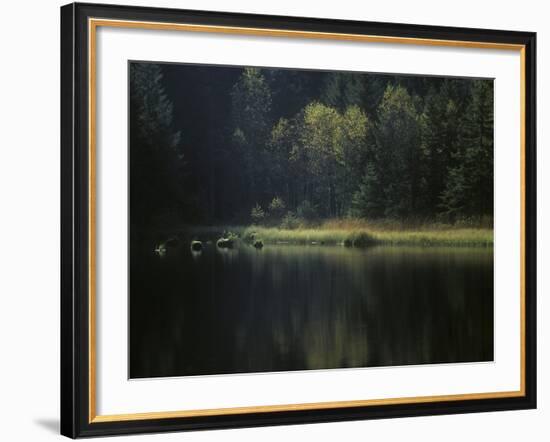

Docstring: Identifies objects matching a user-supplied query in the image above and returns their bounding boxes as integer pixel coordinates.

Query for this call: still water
[129,243,493,378]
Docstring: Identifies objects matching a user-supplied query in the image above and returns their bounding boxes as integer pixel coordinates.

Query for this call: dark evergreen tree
[265,69,325,118]
[354,84,424,219]
[322,72,365,111]
[231,68,273,209]
[350,164,384,218]
[440,80,494,220]
[129,63,183,230]
[421,82,460,215]
[322,72,389,119]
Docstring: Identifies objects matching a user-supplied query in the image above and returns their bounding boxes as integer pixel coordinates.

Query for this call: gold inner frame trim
[88,17,527,424]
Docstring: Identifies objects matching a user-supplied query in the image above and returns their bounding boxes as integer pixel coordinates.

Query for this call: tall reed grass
[176,218,493,247]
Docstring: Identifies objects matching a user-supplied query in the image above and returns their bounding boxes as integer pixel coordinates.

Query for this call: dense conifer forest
[130,62,493,235]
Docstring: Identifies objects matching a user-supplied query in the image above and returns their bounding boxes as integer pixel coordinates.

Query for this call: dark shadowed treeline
[129,62,493,230]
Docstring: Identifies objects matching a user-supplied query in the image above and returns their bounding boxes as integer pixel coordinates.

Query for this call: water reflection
[130,244,493,378]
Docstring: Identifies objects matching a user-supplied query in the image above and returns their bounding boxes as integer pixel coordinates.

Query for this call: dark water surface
[129,243,493,378]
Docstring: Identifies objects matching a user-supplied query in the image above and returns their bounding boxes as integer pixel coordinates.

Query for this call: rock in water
[154,244,167,257]
[253,239,264,249]
[216,238,234,249]
[190,240,203,252]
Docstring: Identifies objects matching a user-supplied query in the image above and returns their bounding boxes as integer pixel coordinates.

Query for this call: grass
[244,218,493,247]
[174,218,493,248]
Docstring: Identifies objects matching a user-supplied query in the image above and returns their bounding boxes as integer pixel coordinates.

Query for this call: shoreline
[161,222,494,248]
[241,226,493,247]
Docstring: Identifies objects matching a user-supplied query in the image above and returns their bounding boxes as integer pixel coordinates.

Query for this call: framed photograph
[60,2,536,438]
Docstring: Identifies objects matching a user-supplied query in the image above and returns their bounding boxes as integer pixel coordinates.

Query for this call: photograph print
[129,61,494,379]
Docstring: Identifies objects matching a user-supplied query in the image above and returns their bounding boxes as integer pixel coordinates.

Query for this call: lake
[129,242,494,378]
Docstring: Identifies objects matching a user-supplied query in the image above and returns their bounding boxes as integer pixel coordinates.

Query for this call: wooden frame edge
[89,18,525,50]
[91,391,526,423]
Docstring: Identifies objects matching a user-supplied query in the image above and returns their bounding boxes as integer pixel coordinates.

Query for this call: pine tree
[129,63,183,229]
[440,80,494,220]
[421,81,460,215]
[322,73,365,111]
[368,84,424,219]
[231,68,272,207]
[321,72,388,119]
[350,164,384,218]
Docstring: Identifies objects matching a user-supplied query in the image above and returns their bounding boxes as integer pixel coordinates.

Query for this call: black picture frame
[61,2,537,438]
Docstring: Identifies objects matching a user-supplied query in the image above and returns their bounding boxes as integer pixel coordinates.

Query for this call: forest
[129,62,494,245]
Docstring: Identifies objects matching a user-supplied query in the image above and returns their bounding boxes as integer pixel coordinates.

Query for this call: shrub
[352,232,376,247]
[242,229,256,242]
[268,196,286,220]
[250,203,265,224]
[344,231,377,248]
[280,211,303,229]
[224,231,239,241]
